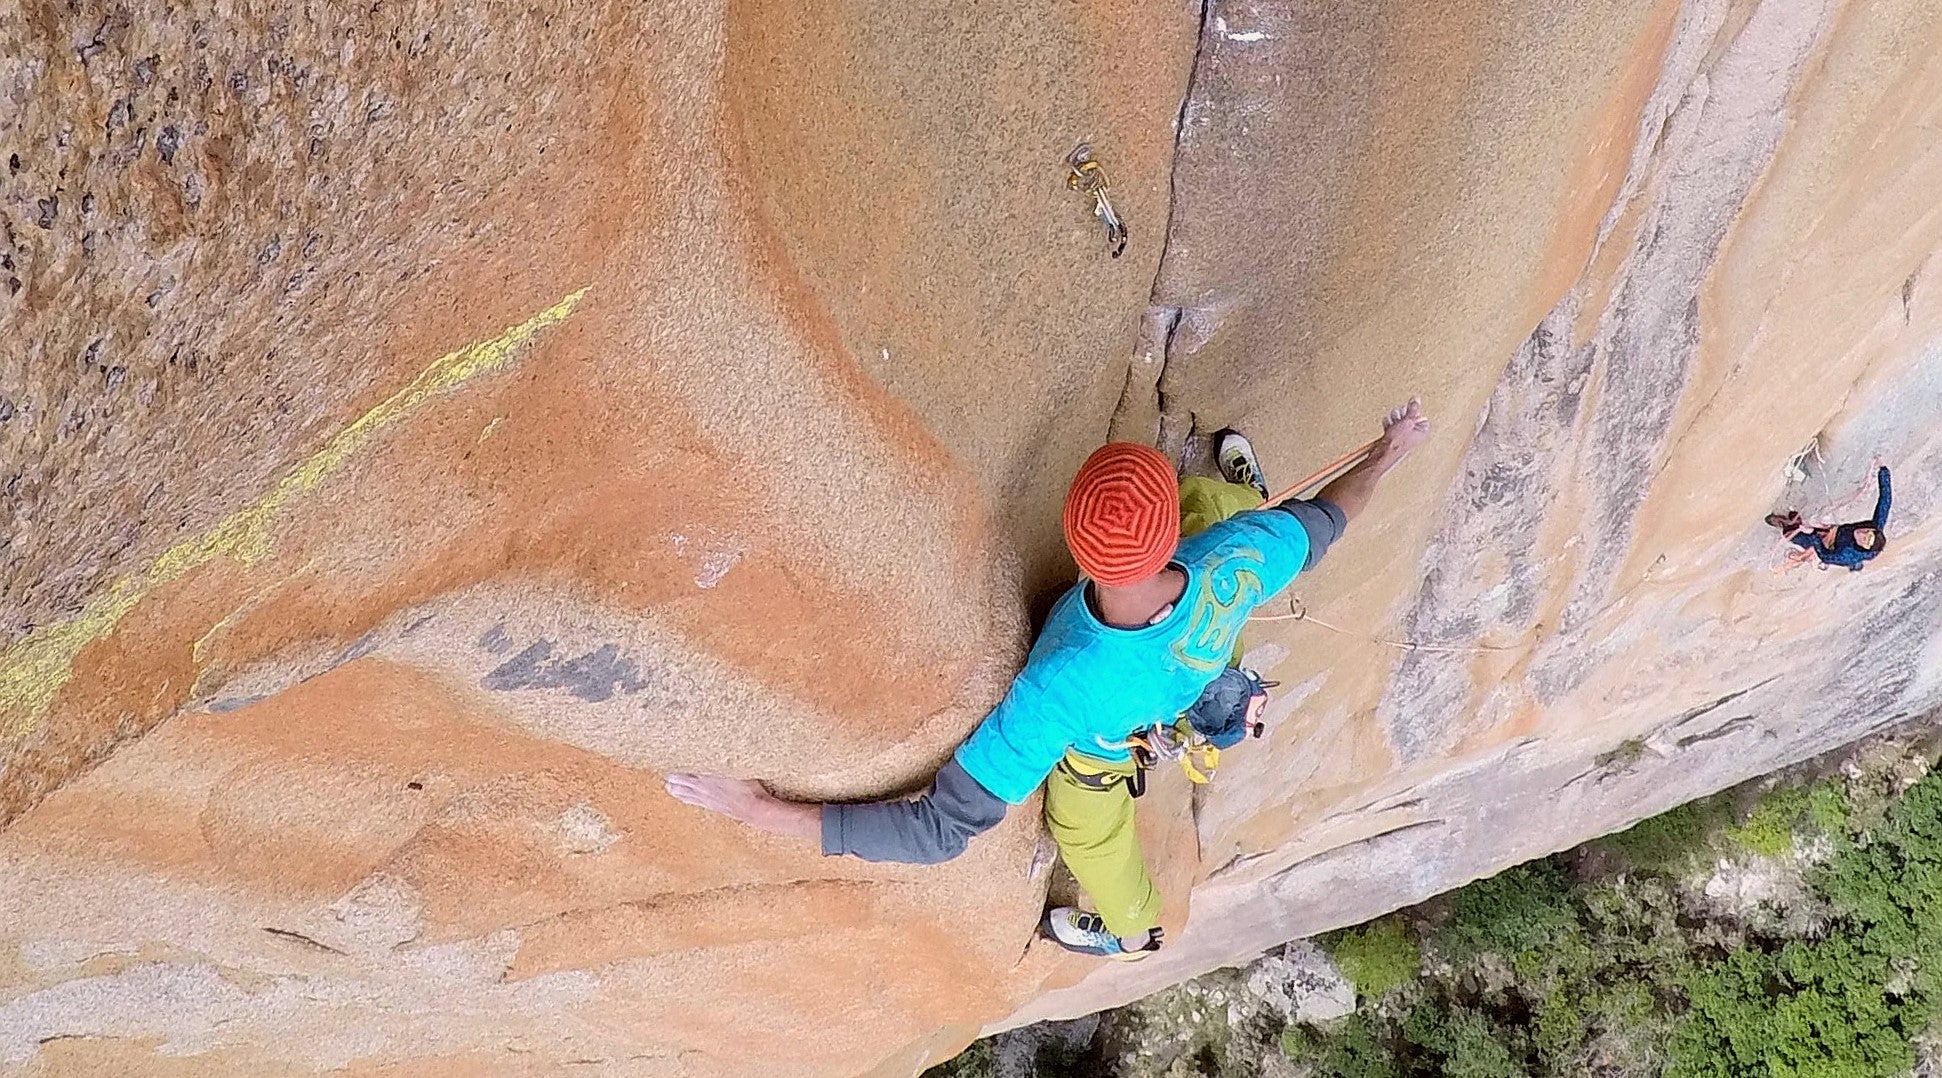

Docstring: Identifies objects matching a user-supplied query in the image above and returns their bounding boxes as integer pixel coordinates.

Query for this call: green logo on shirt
[1172,548,1266,671]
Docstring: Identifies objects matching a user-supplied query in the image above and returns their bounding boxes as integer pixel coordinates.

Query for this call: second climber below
[1767,465,1892,571]
[666,400,1431,959]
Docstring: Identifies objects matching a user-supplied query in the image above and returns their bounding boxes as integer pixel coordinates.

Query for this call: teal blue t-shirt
[954,507,1315,805]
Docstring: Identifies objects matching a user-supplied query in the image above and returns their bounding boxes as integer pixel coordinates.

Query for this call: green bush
[1807,780,1852,839]
[1816,769,1942,1009]
[1601,800,1717,872]
[1300,1014,1399,1078]
[1438,860,1576,964]
[1326,917,1422,1002]
[1728,786,1813,856]
[1580,877,1692,977]
[1664,770,1942,1077]
[1669,939,1915,1078]
[1281,1024,1320,1062]
[1404,1006,1525,1078]
[1724,779,1853,858]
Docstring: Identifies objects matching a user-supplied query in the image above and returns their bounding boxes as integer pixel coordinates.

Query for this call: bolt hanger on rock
[1067,143,1128,258]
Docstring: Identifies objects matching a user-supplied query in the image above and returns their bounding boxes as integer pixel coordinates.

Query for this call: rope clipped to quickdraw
[1247,437,1527,656]
[1066,144,1128,258]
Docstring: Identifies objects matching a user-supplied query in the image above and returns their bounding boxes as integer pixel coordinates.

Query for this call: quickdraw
[1066,144,1128,258]
[1095,669,1271,794]
[1141,721,1226,786]
[1114,717,1255,791]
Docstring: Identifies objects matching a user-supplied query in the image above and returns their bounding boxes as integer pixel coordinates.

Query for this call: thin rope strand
[1250,440,1522,654]
[1249,598,1526,655]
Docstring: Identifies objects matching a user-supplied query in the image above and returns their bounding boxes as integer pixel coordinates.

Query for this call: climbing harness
[1066,144,1128,258]
[1056,751,1149,798]
[1087,668,1273,794]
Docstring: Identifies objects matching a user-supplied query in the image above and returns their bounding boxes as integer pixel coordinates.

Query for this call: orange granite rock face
[5,0,1942,1072]
[1016,0,1942,1028]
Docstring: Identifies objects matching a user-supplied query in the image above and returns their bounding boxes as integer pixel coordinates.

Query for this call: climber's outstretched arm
[822,760,1007,862]
[664,773,822,842]
[1871,466,1893,531]
[1310,397,1431,523]
[664,761,1007,864]
[669,649,1077,863]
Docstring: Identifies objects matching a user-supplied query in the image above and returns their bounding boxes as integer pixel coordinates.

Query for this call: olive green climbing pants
[1177,474,1266,537]
[1047,475,1264,939]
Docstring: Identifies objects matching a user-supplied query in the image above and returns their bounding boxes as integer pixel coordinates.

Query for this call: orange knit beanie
[1061,442,1179,586]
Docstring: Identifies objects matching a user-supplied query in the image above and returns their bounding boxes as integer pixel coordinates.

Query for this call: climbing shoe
[1214,429,1270,500]
[1039,907,1163,961]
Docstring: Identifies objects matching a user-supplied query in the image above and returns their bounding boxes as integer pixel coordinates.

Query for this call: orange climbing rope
[1261,438,1382,508]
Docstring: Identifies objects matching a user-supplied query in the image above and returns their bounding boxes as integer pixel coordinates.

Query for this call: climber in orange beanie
[668,400,1430,959]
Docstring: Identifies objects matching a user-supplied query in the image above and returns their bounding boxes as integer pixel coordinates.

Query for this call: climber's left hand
[665,773,822,841]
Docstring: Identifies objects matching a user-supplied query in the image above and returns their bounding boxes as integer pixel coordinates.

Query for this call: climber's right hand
[665,773,822,841]
[1378,397,1431,462]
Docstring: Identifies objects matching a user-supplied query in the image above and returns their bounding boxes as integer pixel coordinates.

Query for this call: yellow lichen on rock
[0,289,585,735]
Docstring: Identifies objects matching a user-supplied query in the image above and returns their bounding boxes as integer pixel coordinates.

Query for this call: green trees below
[1289,751,1942,1078]
[1326,918,1422,1003]
[1672,772,1942,1078]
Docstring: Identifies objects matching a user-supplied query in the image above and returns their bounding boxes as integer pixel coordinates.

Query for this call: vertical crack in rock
[1108,0,1212,457]
[1109,304,1179,446]
[1377,0,1840,762]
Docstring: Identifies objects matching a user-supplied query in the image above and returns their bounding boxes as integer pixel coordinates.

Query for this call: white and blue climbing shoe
[1039,907,1162,961]
[1214,428,1270,500]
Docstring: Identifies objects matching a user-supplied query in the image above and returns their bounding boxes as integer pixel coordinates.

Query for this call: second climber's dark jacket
[1791,466,1892,571]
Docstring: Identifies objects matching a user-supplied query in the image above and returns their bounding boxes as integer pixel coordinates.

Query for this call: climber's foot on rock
[1214,428,1271,500]
[1039,907,1162,961]
[1766,511,1803,532]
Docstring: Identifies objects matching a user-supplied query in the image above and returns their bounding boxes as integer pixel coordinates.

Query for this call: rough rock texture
[1014,0,1942,1030]
[1242,942,1353,1024]
[3,0,1941,1073]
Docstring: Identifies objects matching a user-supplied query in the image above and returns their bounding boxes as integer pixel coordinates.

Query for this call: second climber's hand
[1378,397,1431,463]
[664,773,822,841]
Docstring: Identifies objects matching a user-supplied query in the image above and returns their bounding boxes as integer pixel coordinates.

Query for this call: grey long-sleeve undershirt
[1272,497,1345,569]
[820,497,1344,865]
[821,758,1007,863]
